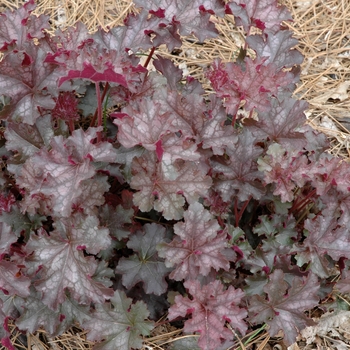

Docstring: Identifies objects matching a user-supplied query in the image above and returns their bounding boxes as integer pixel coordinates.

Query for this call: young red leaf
[116,223,171,295]
[82,290,154,350]
[249,270,319,346]
[157,202,231,280]
[168,280,247,350]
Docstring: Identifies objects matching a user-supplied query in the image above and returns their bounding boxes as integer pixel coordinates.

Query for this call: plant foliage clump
[0,1,348,349]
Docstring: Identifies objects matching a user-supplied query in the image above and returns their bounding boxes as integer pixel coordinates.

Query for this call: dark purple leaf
[116,223,171,295]
[294,214,350,278]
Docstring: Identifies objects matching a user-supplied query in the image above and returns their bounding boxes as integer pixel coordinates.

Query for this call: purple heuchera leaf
[24,214,113,310]
[0,0,50,52]
[116,223,172,295]
[0,40,57,124]
[71,175,110,216]
[82,290,153,350]
[113,98,178,152]
[45,34,146,89]
[18,127,116,217]
[335,269,350,295]
[200,95,238,155]
[246,30,304,69]
[131,151,211,220]
[226,0,291,32]
[99,204,134,240]
[293,214,350,278]
[211,129,265,202]
[133,0,225,43]
[249,270,319,346]
[0,222,17,256]
[244,96,308,148]
[305,153,350,197]
[257,143,309,202]
[0,260,30,298]
[3,114,48,154]
[113,97,202,164]
[207,57,295,115]
[15,289,92,336]
[0,299,14,350]
[168,280,247,350]
[157,202,231,280]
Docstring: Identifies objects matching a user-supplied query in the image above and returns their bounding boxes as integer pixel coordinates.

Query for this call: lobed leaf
[168,280,247,350]
[83,290,153,350]
[116,223,171,295]
[158,202,230,280]
[249,270,319,346]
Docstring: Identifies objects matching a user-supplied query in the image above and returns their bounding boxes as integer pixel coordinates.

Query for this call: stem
[68,119,75,134]
[290,188,317,214]
[143,46,156,68]
[234,196,252,227]
[231,113,237,127]
[90,82,110,128]
[234,198,239,227]
[95,82,102,143]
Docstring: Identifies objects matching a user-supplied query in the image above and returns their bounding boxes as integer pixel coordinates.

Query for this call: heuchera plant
[0,1,349,349]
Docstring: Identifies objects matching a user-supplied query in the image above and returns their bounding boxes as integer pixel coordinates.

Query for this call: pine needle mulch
[1,0,350,349]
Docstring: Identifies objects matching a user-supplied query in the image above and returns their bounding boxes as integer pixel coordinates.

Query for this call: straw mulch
[1,0,350,349]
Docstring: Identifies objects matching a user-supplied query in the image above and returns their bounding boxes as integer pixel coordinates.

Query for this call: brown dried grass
[0,0,350,349]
